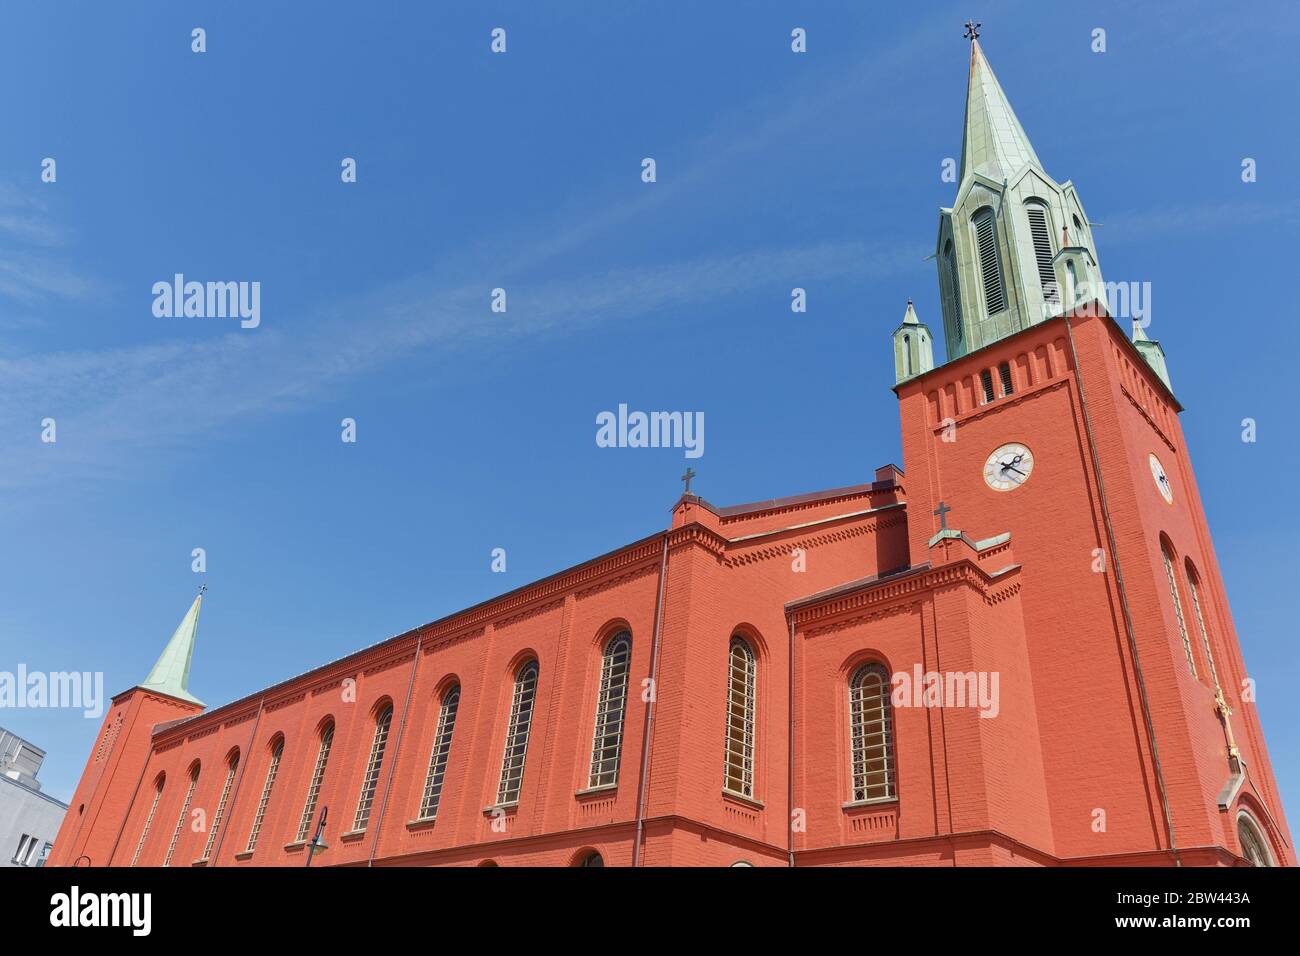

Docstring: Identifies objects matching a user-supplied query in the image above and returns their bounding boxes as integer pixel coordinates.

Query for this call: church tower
[936,31,1103,361]
[47,592,207,867]
[892,29,1293,866]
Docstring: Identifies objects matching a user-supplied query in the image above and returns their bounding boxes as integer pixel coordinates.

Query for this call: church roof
[959,39,1042,183]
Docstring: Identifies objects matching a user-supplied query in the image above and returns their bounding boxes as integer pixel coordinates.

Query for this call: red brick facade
[47,304,1293,868]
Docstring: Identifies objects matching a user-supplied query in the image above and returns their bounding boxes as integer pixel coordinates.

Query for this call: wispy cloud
[0,16,947,497]
[0,182,103,310]
[1101,198,1300,245]
[0,237,922,493]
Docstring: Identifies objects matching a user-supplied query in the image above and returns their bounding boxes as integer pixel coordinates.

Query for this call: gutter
[632,533,670,866]
[209,695,265,866]
[368,631,425,867]
[787,616,795,867]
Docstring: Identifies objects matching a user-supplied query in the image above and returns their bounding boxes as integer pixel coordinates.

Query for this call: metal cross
[964,20,981,41]
[933,500,952,530]
[681,467,696,495]
[198,584,208,595]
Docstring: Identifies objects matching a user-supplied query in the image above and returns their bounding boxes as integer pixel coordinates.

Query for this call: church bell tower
[888,26,1294,866]
[936,26,1104,361]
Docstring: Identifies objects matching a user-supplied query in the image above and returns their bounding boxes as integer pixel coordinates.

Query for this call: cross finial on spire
[198,584,207,595]
[681,467,696,495]
[963,19,981,41]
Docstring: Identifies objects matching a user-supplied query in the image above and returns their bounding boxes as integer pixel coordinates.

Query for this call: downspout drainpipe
[104,720,155,867]
[210,694,265,866]
[787,616,796,867]
[1066,313,1180,865]
[633,533,670,867]
[368,631,424,867]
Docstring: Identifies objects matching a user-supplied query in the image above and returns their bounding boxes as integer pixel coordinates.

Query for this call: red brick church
[50,36,1293,868]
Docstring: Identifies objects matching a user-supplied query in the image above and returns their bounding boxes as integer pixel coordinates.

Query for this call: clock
[984,442,1034,491]
[1149,453,1173,504]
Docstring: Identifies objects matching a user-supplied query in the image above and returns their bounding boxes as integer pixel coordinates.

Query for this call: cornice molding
[791,560,1021,632]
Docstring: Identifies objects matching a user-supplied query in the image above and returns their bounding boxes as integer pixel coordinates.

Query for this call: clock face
[1149,453,1173,504]
[984,443,1034,492]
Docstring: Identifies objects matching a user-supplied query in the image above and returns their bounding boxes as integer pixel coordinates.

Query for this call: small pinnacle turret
[893,299,935,384]
[1132,319,1173,391]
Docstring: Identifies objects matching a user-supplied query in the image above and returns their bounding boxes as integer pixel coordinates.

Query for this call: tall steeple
[934,27,1103,362]
[960,39,1042,184]
[139,589,205,705]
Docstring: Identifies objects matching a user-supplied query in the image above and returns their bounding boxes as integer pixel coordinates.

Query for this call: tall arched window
[246,737,284,854]
[723,637,757,798]
[497,660,540,805]
[1238,812,1275,866]
[201,750,240,861]
[1161,541,1197,677]
[849,663,896,802]
[163,762,200,868]
[971,206,1006,316]
[944,239,963,342]
[903,334,913,376]
[588,632,632,789]
[353,704,394,831]
[1185,563,1221,687]
[130,773,165,868]
[418,685,461,820]
[296,721,334,842]
[1024,201,1059,305]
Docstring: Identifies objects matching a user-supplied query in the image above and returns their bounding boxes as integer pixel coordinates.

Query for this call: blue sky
[2,0,1298,820]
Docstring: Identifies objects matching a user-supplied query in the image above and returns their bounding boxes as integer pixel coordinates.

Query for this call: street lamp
[304,806,329,868]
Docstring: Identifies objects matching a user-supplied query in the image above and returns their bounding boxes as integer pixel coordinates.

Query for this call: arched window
[577,850,604,868]
[163,762,200,868]
[589,632,632,789]
[245,737,284,854]
[971,207,1006,315]
[201,750,240,861]
[130,774,165,868]
[723,637,757,798]
[944,239,963,342]
[296,721,334,842]
[1024,201,1059,305]
[998,361,1014,396]
[1238,812,1274,866]
[497,660,540,806]
[353,704,394,831]
[849,663,896,802]
[1066,259,1078,303]
[418,685,461,820]
[903,334,912,376]
[1160,541,1197,677]
[1185,563,1221,687]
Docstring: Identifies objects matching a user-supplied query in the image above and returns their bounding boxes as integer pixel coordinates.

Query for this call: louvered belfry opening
[972,207,1006,315]
[1025,203,1059,305]
[980,369,996,404]
[944,240,963,342]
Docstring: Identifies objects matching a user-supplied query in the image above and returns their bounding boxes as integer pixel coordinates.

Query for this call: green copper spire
[140,590,205,706]
[935,31,1103,363]
[959,38,1042,184]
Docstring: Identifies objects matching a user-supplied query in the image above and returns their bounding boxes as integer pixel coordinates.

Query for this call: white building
[1,727,68,867]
